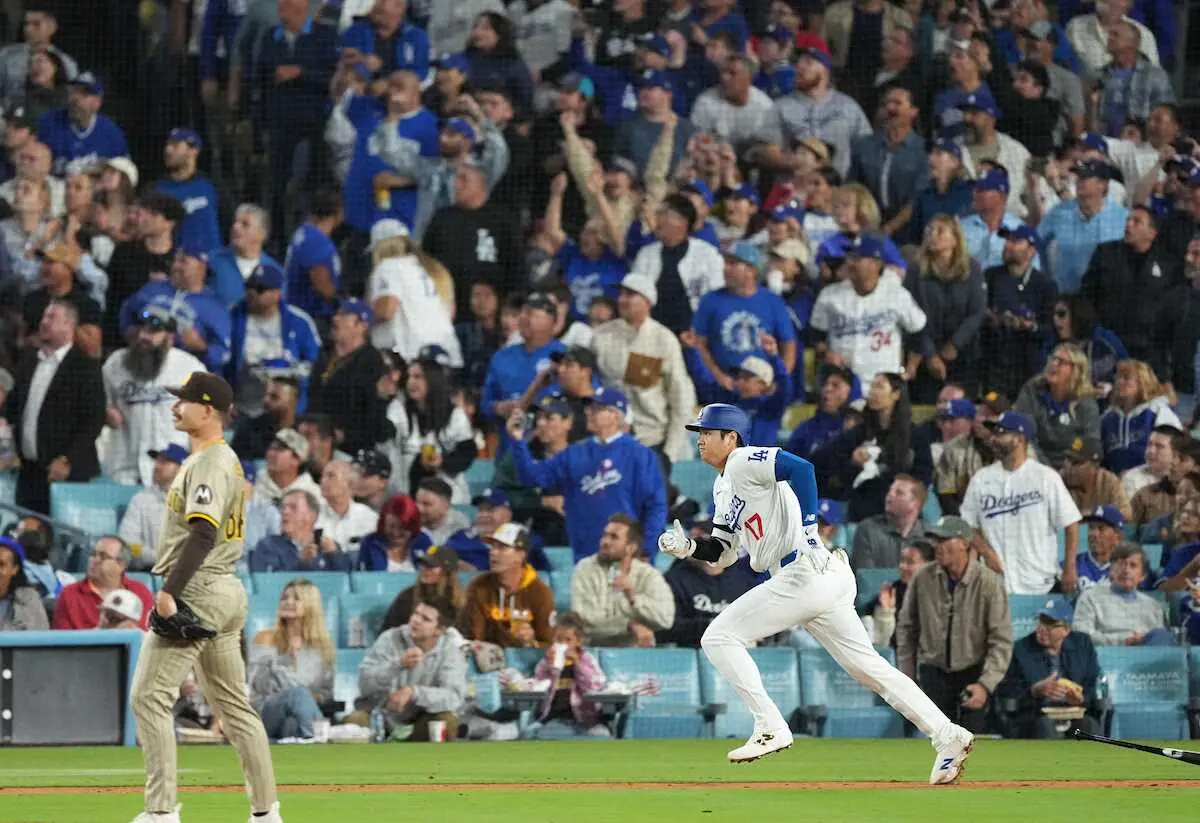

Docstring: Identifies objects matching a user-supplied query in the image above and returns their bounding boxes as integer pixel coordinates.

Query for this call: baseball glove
[150,599,217,641]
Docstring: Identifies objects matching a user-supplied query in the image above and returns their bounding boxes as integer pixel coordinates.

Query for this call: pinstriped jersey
[152,441,246,577]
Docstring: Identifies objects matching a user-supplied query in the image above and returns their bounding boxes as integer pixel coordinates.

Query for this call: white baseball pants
[701,548,952,739]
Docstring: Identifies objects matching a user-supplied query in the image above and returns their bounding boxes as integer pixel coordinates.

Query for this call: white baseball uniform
[700,446,953,738]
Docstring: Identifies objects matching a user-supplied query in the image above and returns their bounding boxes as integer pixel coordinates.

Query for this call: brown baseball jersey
[152,441,246,577]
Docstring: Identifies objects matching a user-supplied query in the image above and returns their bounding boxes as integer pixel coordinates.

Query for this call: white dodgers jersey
[713,447,812,574]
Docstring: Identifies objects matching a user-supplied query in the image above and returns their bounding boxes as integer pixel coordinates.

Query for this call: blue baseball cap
[559,72,595,100]
[537,393,574,416]
[726,183,760,206]
[938,398,976,420]
[418,344,453,368]
[845,234,886,260]
[763,23,795,44]
[1072,159,1113,180]
[69,71,105,96]
[769,201,801,222]
[723,240,764,270]
[167,127,202,148]
[176,237,209,263]
[1036,596,1073,624]
[636,70,672,92]
[240,460,258,483]
[337,297,373,323]
[435,53,470,73]
[1079,132,1109,155]
[999,224,1039,244]
[1083,504,1125,529]
[138,305,176,330]
[682,179,714,208]
[799,47,832,72]
[587,386,629,414]
[817,498,844,526]
[472,488,512,508]
[445,117,478,145]
[932,137,962,160]
[984,411,1035,440]
[148,443,189,464]
[975,167,1011,194]
[246,260,285,290]
[0,535,25,565]
[961,89,1001,119]
[638,33,671,57]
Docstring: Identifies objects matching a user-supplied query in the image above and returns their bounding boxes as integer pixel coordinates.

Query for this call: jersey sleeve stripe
[187,512,220,528]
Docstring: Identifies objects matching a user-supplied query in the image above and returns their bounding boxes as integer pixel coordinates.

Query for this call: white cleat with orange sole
[929,724,975,785]
[728,729,794,763]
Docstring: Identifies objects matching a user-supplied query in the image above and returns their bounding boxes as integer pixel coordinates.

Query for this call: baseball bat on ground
[1073,728,1200,765]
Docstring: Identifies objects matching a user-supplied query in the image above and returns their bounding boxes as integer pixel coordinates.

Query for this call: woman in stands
[0,535,48,630]
[1100,360,1183,475]
[814,183,907,276]
[356,494,433,572]
[1044,295,1127,396]
[380,545,466,632]
[1014,342,1101,468]
[249,579,335,741]
[464,11,534,122]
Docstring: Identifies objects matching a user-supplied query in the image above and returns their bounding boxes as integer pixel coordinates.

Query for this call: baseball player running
[658,404,974,785]
[130,372,281,823]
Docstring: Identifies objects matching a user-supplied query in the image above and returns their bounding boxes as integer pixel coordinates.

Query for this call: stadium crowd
[0,0,1196,742]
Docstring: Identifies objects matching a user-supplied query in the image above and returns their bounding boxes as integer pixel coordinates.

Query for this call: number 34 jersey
[713,447,807,575]
[153,441,247,577]
[808,270,926,386]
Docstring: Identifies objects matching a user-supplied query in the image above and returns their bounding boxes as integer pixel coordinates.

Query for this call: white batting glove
[658,519,694,559]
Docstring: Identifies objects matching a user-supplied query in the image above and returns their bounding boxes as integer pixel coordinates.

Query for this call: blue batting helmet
[686,403,752,445]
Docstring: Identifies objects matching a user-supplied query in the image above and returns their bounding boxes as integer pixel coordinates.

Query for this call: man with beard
[151,128,220,252]
[104,191,185,349]
[36,72,128,176]
[101,307,205,485]
[958,90,1030,219]
[232,376,300,462]
[935,391,1009,516]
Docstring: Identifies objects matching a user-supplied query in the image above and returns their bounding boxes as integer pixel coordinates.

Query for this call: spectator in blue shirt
[36,71,128,176]
[152,128,221,253]
[959,168,1033,272]
[249,489,352,572]
[283,188,343,327]
[338,0,430,85]
[785,364,859,458]
[568,32,693,127]
[614,71,693,180]
[904,138,973,247]
[848,84,929,234]
[1073,504,1129,590]
[753,24,796,99]
[690,240,796,386]
[481,292,567,421]
[1038,160,1128,294]
[208,203,280,308]
[689,0,749,53]
[543,174,626,323]
[687,345,793,446]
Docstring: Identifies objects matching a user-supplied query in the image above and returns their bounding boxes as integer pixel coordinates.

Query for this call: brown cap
[39,242,81,272]
[167,372,233,413]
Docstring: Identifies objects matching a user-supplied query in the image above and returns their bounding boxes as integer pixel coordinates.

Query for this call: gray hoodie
[358,625,468,719]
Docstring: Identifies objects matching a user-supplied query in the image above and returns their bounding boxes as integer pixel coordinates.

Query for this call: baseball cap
[484,522,530,551]
[524,292,557,316]
[736,356,775,386]
[167,127,202,148]
[336,298,373,323]
[4,105,32,130]
[638,33,671,57]
[586,386,629,414]
[137,305,176,331]
[925,515,974,541]
[271,427,310,462]
[1072,159,1112,180]
[415,544,459,569]
[1023,20,1057,42]
[69,71,104,96]
[435,53,470,73]
[769,202,801,223]
[977,389,1012,414]
[1036,597,1073,624]
[681,180,714,208]
[723,240,764,270]
[817,498,845,526]
[763,23,795,43]
[418,344,453,368]
[1063,436,1103,463]
[445,117,478,145]
[793,137,832,166]
[975,167,1011,194]
[176,236,210,263]
[937,398,976,420]
[100,589,144,624]
[559,71,595,100]
[537,393,574,416]
[551,345,598,371]
[167,372,234,413]
[984,411,1035,440]
[606,155,639,179]
[961,89,1001,119]
[636,70,672,92]
[240,459,258,483]
[1079,132,1110,155]
[620,273,658,307]
[726,183,760,206]
[931,137,963,160]
[148,443,189,464]
[799,47,833,72]
[1083,504,1125,529]
[368,218,409,251]
[845,234,886,260]
[769,238,809,264]
[38,241,81,272]
[999,224,1039,244]
[353,448,392,479]
[472,488,512,508]
[246,261,285,291]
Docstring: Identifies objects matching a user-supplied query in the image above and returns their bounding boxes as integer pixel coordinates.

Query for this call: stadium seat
[1097,646,1190,739]
[471,670,504,714]
[464,459,494,498]
[452,504,477,524]
[920,490,942,523]
[505,647,544,675]
[854,568,897,610]
[543,546,574,572]
[252,571,351,604]
[126,571,155,593]
[0,471,15,506]
[458,569,481,589]
[699,647,800,739]
[236,571,253,594]
[654,552,676,573]
[334,648,367,710]
[1009,594,1070,640]
[798,647,904,738]
[549,569,572,612]
[834,522,857,550]
[350,571,416,596]
[671,460,717,510]
[1056,525,1087,563]
[246,594,340,646]
[50,482,139,537]
[598,648,705,739]
[337,592,396,649]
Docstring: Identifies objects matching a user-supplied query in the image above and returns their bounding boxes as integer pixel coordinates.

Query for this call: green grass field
[0,739,1196,823]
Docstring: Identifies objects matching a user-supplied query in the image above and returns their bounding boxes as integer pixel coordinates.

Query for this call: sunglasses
[1053,308,1069,319]
[139,316,171,331]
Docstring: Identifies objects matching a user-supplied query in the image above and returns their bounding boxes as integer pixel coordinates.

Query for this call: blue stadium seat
[550,569,572,612]
[1010,594,1069,640]
[252,571,351,604]
[126,571,156,593]
[334,648,367,710]
[472,670,504,714]
[1188,647,1200,698]
[246,593,340,646]
[598,648,705,738]
[464,459,494,498]
[699,647,800,739]
[654,552,675,573]
[337,592,396,649]
[1097,646,1189,739]
[1056,525,1088,563]
[921,490,942,523]
[50,482,139,536]
[798,647,904,738]
[505,647,545,675]
[854,568,897,610]
[0,471,15,506]
[458,569,481,589]
[452,504,477,524]
[350,571,416,596]
[834,523,857,550]
[236,571,253,594]
[543,546,574,572]
[670,461,716,510]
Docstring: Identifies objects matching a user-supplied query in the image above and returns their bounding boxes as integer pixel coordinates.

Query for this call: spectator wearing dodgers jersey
[960,412,1083,595]
[36,72,127,177]
[151,128,221,253]
[809,234,926,387]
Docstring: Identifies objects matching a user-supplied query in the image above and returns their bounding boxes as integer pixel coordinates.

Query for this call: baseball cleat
[131,807,181,823]
[929,724,975,785]
[728,729,793,763]
[248,801,284,823]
